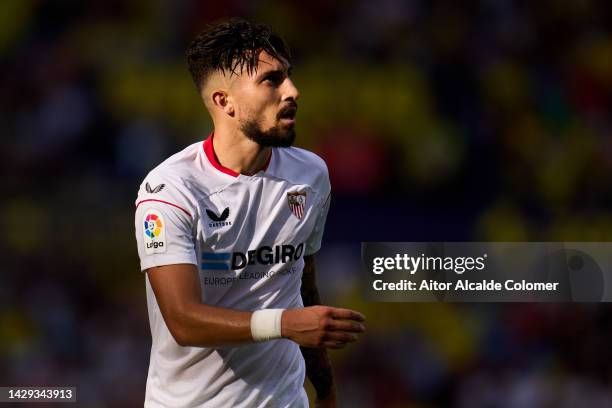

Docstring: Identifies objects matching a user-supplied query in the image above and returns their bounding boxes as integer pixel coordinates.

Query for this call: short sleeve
[304,190,331,256]
[135,199,197,272]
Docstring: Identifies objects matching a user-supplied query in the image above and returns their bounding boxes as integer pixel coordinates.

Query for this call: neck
[211,124,271,176]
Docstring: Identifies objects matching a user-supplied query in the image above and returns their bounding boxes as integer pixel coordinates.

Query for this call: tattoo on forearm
[300,256,335,399]
[301,282,321,307]
[300,346,334,399]
[300,256,321,306]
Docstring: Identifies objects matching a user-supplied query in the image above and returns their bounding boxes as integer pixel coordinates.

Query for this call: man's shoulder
[135,142,204,210]
[146,141,202,179]
[277,147,327,174]
[274,146,329,184]
[280,146,327,169]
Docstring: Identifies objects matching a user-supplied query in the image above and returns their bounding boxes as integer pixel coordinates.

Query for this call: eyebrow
[256,65,292,80]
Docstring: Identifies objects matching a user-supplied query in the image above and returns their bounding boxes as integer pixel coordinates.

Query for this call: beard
[240,106,297,147]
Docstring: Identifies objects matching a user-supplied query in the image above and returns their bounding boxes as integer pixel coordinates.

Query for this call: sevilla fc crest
[287,191,307,219]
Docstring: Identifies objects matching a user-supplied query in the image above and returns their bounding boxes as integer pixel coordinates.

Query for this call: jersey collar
[203,132,272,178]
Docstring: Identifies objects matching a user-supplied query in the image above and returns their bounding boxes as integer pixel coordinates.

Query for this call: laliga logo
[144,213,164,249]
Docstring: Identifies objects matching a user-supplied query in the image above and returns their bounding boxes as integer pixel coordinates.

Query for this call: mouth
[278,105,298,124]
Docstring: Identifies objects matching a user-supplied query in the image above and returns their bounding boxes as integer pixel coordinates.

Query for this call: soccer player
[134,18,366,407]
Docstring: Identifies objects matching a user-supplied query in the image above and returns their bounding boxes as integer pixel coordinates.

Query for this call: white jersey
[134,134,331,408]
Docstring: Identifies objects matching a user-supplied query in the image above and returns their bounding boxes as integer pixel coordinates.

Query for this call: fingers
[293,306,366,349]
[328,308,366,322]
[326,319,365,333]
[318,331,358,349]
[322,341,347,349]
[325,331,358,343]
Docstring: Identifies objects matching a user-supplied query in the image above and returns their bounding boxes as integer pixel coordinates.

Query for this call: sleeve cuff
[140,253,198,272]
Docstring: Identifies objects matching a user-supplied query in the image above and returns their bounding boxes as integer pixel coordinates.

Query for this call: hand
[281,306,365,349]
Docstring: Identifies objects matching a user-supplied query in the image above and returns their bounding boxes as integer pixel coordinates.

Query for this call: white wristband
[251,309,285,341]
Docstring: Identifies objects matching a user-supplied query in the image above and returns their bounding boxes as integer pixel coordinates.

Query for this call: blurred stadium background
[1,0,611,406]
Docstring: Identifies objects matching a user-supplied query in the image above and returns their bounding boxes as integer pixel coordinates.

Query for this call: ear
[211,90,234,116]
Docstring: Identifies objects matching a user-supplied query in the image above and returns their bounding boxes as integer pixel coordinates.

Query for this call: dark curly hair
[186,18,292,90]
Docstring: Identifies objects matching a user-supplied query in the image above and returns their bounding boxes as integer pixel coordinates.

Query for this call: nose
[282,77,300,102]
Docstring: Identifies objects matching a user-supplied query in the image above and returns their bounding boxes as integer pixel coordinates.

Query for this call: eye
[262,72,284,86]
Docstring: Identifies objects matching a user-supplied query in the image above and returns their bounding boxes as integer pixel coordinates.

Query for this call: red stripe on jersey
[136,199,192,217]
[203,134,239,177]
[203,132,272,177]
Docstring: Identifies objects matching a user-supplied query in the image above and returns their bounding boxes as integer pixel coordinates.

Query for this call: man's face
[231,51,299,147]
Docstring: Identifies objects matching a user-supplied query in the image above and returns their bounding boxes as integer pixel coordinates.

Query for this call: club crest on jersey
[143,209,166,254]
[286,191,307,219]
[206,207,232,228]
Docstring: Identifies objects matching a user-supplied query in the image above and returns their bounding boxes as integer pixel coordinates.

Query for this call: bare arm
[294,255,365,406]
[147,264,252,347]
[147,263,365,348]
